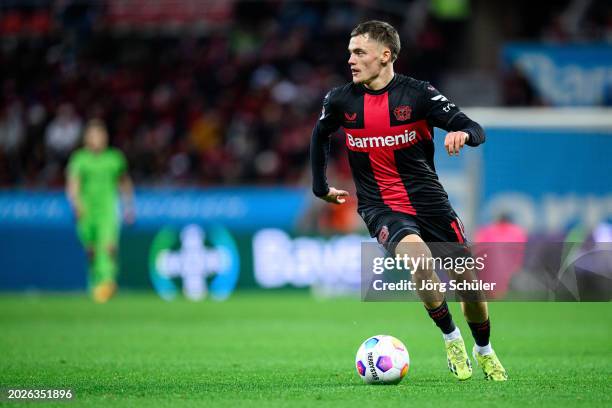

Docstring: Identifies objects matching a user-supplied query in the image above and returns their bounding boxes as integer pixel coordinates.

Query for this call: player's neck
[363,69,395,91]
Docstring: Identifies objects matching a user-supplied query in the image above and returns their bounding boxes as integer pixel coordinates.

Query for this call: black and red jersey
[310,74,485,217]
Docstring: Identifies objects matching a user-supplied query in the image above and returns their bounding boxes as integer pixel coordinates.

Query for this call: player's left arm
[422,82,485,156]
[116,151,135,223]
[119,174,135,224]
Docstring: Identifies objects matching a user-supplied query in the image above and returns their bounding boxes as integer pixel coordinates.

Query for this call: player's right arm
[66,152,83,219]
[310,90,350,205]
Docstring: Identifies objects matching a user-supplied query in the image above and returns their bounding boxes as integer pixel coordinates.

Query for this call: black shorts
[363,210,468,254]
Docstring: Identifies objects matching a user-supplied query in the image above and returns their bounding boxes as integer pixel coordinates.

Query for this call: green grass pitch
[1,293,611,407]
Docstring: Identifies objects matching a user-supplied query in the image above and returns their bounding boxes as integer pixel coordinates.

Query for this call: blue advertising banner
[0,188,310,291]
[503,43,612,106]
[0,225,87,290]
[0,187,309,230]
[481,128,612,232]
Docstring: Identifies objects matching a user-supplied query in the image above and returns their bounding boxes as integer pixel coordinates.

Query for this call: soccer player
[310,21,507,381]
[66,119,134,303]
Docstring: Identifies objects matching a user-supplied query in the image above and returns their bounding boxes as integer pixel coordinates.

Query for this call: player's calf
[427,301,472,380]
[465,318,507,381]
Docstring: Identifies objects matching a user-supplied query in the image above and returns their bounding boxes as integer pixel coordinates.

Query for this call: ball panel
[356,360,366,376]
[364,337,379,349]
[390,337,406,351]
[400,363,409,378]
[376,356,393,373]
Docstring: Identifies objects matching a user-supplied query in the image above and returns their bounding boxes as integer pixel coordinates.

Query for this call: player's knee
[411,265,435,282]
[86,248,94,260]
[396,233,430,256]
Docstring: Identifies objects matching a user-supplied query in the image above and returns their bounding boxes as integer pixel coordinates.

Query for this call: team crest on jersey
[393,105,411,121]
[344,112,357,122]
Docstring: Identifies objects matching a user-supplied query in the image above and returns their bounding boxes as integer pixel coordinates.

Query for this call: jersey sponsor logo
[430,94,448,102]
[344,112,357,122]
[346,129,417,149]
[393,105,412,121]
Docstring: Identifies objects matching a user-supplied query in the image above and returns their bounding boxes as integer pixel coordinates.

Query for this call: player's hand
[444,131,469,156]
[72,202,84,220]
[123,207,135,225]
[320,187,350,205]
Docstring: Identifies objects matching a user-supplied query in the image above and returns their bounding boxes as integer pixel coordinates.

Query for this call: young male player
[66,119,134,303]
[310,21,507,381]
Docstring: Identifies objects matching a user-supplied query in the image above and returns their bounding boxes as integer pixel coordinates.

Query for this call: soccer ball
[355,335,410,384]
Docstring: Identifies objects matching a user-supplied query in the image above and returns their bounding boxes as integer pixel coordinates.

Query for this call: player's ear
[381,48,392,65]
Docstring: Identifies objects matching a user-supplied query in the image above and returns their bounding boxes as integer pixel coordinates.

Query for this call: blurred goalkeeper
[66,119,134,303]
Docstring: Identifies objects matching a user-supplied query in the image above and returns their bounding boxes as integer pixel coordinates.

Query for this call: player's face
[348,35,388,85]
[85,126,108,152]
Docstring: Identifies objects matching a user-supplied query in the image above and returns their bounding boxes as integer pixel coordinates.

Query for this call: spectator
[0,101,25,183]
[45,103,82,160]
[474,214,528,299]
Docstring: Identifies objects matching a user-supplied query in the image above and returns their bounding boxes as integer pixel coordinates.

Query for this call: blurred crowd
[1,0,611,186]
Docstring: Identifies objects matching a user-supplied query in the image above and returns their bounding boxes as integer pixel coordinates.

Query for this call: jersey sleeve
[66,152,83,179]
[422,82,485,146]
[310,90,342,197]
[114,150,128,178]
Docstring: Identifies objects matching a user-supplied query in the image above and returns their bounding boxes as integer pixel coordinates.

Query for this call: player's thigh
[397,233,431,256]
[420,214,486,302]
[396,233,434,273]
[417,212,470,263]
[379,213,431,259]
